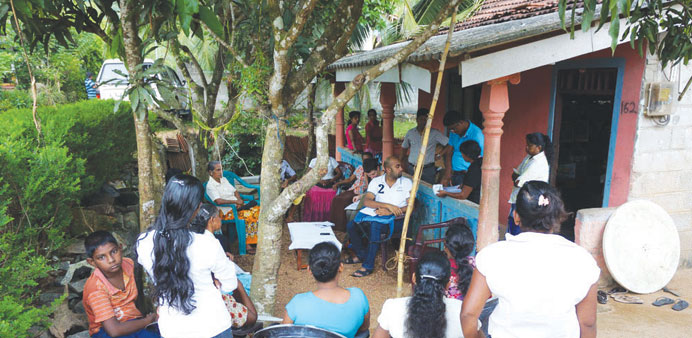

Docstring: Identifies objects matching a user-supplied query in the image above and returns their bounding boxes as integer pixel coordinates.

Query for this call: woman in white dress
[373,251,480,338]
[461,181,599,338]
[137,175,239,338]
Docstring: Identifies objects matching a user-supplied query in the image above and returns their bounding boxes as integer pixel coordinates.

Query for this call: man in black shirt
[435,140,482,204]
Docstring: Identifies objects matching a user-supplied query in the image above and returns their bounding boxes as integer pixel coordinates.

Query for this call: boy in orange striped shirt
[83,231,159,337]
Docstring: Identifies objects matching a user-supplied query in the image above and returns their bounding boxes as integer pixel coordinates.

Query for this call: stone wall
[629,53,692,267]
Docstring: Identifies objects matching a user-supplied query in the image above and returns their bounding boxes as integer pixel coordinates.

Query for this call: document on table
[444,186,462,193]
[287,222,341,251]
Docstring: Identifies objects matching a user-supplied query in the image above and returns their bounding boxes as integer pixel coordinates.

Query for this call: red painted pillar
[477,73,521,251]
[334,82,346,160]
[380,83,396,160]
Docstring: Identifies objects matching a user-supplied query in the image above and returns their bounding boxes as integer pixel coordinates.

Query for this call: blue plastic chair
[223,171,261,204]
[203,171,259,256]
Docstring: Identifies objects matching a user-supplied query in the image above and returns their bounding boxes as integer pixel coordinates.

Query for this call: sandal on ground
[611,294,643,304]
[351,269,373,278]
[652,297,675,306]
[607,286,627,295]
[342,256,361,264]
[597,290,608,304]
[672,299,689,311]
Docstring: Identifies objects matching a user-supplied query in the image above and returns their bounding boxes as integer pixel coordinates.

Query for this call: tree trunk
[249,111,286,315]
[188,132,209,180]
[133,115,157,231]
[304,82,317,170]
[120,0,156,231]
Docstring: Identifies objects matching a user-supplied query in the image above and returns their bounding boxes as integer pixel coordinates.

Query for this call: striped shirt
[85,78,97,99]
[83,257,142,335]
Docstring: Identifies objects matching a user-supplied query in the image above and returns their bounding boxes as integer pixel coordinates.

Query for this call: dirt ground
[235,226,692,336]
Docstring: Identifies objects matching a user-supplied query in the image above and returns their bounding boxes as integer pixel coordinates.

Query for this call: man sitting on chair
[344,157,412,278]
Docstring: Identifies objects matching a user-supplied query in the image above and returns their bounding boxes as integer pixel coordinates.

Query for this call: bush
[0,89,32,112]
[0,99,136,196]
[222,111,267,176]
[0,99,133,335]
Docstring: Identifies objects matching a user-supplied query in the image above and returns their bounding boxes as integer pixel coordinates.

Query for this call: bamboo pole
[396,7,458,297]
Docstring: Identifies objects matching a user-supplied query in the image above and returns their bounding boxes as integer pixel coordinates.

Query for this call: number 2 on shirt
[377,184,384,194]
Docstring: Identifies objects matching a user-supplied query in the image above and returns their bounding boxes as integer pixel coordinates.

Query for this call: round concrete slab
[603,200,680,294]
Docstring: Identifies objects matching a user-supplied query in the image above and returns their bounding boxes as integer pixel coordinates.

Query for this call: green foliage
[0,89,32,111]
[559,0,692,68]
[0,99,136,197]
[1,24,105,102]
[220,111,268,176]
[0,183,66,336]
[0,99,133,334]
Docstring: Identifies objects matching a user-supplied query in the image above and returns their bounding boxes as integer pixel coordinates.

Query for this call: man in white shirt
[400,108,451,184]
[308,156,341,188]
[345,157,413,277]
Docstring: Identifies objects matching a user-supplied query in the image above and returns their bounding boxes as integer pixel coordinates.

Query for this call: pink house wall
[497,45,645,224]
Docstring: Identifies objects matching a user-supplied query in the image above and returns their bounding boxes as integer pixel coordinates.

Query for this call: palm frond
[349,22,371,51]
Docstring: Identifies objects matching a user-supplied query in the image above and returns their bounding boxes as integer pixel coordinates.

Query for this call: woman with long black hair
[444,223,475,300]
[137,175,239,338]
[373,251,479,338]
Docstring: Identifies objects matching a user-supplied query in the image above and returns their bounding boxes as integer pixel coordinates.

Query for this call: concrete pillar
[334,82,345,160]
[380,82,396,160]
[477,73,520,251]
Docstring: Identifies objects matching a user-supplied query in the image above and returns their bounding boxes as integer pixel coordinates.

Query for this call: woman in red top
[364,109,382,155]
[346,111,364,152]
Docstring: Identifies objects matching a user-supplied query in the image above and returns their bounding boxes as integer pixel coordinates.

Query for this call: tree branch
[277,0,320,52]
[283,0,364,107]
[266,0,463,223]
[194,18,248,67]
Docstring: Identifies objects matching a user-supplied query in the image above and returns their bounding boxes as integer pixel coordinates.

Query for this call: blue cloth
[448,122,484,171]
[285,287,369,338]
[347,214,404,271]
[92,327,160,338]
[85,78,98,99]
[507,203,521,235]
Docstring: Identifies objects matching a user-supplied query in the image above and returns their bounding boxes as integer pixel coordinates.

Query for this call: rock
[70,208,119,236]
[56,261,71,271]
[122,211,139,231]
[69,278,87,294]
[73,300,86,315]
[116,189,139,207]
[66,330,90,338]
[64,241,86,255]
[49,300,88,338]
[61,261,93,285]
[86,203,116,215]
[39,292,64,305]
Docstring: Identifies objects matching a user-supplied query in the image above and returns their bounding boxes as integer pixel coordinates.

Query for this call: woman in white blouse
[137,174,239,338]
[374,251,480,338]
[461,181,599,338]
[507,133,552,235]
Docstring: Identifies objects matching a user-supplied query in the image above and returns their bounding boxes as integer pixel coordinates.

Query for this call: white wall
[629,53,692,267]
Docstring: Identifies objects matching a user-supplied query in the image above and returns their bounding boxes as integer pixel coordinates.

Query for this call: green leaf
[0,4,10,19]
[558,0,566,29]
[596,1,610,30]
[198,5,223,38]
[581,0,595,32]
[609,15,620,53]
[130,86,141,113]
[13,0,32,18]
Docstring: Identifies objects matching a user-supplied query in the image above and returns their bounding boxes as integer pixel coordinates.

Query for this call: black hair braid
[405,251,451,338]
[444,223,475,296]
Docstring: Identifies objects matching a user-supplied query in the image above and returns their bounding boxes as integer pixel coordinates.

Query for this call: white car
[96,59,190,117]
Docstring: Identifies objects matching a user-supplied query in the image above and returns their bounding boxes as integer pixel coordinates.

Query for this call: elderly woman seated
[206,161,260,254]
